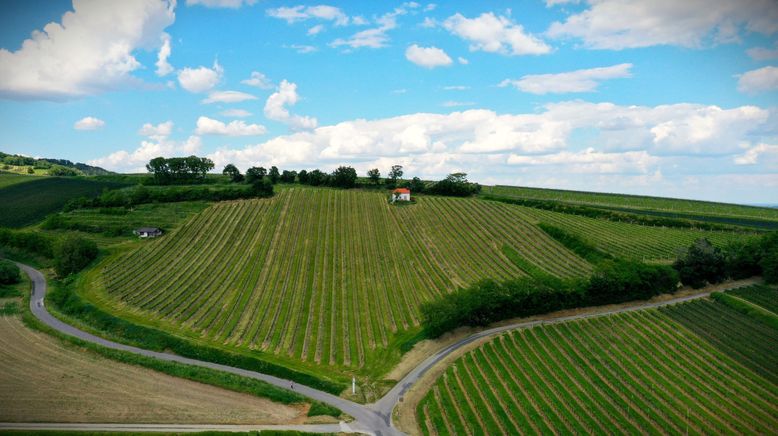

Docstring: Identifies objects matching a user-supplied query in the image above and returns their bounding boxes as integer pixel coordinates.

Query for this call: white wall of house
[396,193,411,201]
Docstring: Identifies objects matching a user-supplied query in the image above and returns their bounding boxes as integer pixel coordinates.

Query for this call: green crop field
[0,177,127,228]
[0,173,38,189]
[483,185,778,222]
[417,297,778,435]
[87,187,753,378]
[494,201,749,261]
[727,285,778,314]
[49,201,210,235]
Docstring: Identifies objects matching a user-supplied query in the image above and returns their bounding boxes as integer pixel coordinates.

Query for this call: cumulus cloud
[500,63,633,94]
[737,66,778,93]
[0,0,176,100]
[186,0,257,8]
[443,12,551,55]
[267,5,349,26]
[89,121,200,173]
[241,71,272,89]
[177,61,223,93]
[734,143,778,166]
[155,33,174,76]
[264,80,318,130]
[195,116,266,136]
[221,109,252,117]
[547,0,778,50]
[507,148,658,174]
[405,44,453,68]
[201,90,257,104]
[74,116,105,130]
[138,121,174,139]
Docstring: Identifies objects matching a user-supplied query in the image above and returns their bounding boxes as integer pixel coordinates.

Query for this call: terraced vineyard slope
[483,185,778,222]
[92,187,752,378]
[417,296,778,435]
[95,187,592,376]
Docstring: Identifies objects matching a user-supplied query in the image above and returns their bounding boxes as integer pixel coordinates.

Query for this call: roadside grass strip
[417,298,778,434]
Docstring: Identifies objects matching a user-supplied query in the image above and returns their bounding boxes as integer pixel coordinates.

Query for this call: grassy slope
[417,298,778,435]
[0,177,127,227]
[81,186,746,382]
[483,185,778,222]
[0,172,39,188]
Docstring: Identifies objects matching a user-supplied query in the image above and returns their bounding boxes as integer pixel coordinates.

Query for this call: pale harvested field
[0,316,306,424]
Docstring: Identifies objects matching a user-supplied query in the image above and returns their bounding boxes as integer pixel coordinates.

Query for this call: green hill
[0,177,127,227]
[84,186,746,379]
[417,296,778,435]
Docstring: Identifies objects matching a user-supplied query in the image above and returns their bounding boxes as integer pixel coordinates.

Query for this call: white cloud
[546,0,579,6]
[201,90,257,104]
[0,0,175,100]
[507,148,658,174]
[443,12,551,56]
[457,57,469,65]
[734,143,778,165]
[89,125,202,173]
[424,4,437,12]
[186,0,257,8]
[737,66,778,93]
[421,17,437,28]
[500,63,633,94]
[195,116,266,136]
[547,0,778,50]
[330,5,414,49]
[74,116,105,130]
[444,85,470,91]
[287,44,318,54]
[177,61,223,93]
[264,80,318,130]
[139,121,174,138]
[155,33,174,76]
[221,109,252,118]
[267,5,349,26]
[442,101,475,107]
[308,24,325,35]
[747,43,778,60]
[405,44,453,68]
[241,71,273,89]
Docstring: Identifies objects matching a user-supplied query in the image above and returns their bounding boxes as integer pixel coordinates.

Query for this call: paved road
[0,422,347,433]
[14,262,753,435]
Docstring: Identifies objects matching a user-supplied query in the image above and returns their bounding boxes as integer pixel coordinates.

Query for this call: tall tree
[222,164,243,183]
[367,168,381,185]
[269,166,280,184]
[245,166,266,183]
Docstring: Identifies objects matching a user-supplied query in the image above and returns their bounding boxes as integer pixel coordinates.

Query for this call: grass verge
[710,291,778,329]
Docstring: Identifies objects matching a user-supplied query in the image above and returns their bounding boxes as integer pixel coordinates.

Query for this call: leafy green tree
[386,165,403,187]
[280,170,297,183]
[245,166,266,183]
[427,172,481,197]
[307,169,328,186]
[26,167,34,174]
[53,236,98,277]
[760,232,778,284]
[298,169,309,184]
[367,168,381,185]
[331,166,358,188]
[269,166,280,184]
[408,176,425,193]
[0,260,21,285]
[673,238,726,288]
[222,164,244,183]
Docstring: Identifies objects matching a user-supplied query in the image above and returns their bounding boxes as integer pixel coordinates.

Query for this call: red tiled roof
[393,188,410,194]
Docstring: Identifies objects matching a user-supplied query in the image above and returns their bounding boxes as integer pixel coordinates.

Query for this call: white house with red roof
[392,188,411,202]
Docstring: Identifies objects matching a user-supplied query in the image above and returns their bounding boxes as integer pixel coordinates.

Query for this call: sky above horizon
[0,0,777,204]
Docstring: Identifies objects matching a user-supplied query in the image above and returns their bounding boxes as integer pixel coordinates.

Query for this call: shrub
[53,236,98,277]
[673,238,726,288]
[427,173,480,197]
[0,259,21,285]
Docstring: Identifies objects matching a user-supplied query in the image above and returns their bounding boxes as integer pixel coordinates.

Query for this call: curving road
[15,262,755,435]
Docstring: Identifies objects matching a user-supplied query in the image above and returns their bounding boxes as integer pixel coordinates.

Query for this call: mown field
[0,177,127,227]
[87,187,749,379]
[483,185,778,222]
[0,316,308,424]
[417,291,778,435]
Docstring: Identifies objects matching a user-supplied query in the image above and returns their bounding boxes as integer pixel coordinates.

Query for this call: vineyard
[417,296,778,435]
[483,185,778,222]
[90,187,752,377]
[727,285,778,314]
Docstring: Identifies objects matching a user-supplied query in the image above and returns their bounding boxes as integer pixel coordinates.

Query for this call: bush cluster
[674,233,778,288]
[52,236,98,277]
[421,259,679,338]
[0,228,55,258]
[0,259,21,285]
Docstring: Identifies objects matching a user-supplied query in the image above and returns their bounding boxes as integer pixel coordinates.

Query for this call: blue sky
[0,0,777,204]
